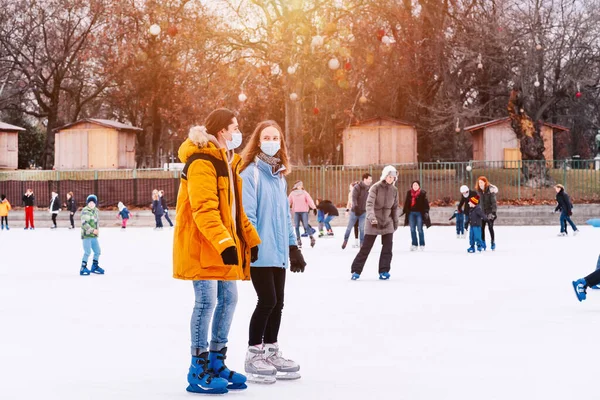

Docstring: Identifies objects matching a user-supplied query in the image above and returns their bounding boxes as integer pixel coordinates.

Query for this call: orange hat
[469,196,479,205]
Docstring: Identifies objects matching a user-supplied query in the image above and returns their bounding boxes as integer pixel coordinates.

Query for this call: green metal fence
[1,159,599,207]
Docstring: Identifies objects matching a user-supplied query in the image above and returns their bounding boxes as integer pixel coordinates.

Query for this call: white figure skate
[245,345,277,384]
[264,343,301,380]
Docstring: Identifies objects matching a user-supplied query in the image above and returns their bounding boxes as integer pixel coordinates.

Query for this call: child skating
[117,202,131,229]
[449,203,465,238]
[80,194,104,276]
[22,188,35,230]
[316,199,338,237]
[151,189,164,230]
[49,191,60,229]
[466,196,487,253]
[572,255,600,302]
[66,192,77,229]
[554,184,579,236]
[0,194,11,230]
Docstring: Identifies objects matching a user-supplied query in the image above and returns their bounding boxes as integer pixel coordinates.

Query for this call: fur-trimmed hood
[178,125,231,164]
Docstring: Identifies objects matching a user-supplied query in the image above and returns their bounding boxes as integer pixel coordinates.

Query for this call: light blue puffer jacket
[240,159,296,269]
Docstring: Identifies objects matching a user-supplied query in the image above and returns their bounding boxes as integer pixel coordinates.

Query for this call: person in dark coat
[554,184,578,236]
[151,189,164,230]
[159,190,174,227]
[458,185,478,230]
[49,191,60,229]
[316,199,339,237]
[402,180,430,251]
[350,166,399,280]
[476,176,498,250]
[466,196,487,253]
[343,173,372,249]
[65,192,77,229]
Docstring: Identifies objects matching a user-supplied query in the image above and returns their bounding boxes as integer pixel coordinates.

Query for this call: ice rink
[1,224,599,400]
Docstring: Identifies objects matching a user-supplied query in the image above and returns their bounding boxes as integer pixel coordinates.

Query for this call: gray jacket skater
[350,165,399,281]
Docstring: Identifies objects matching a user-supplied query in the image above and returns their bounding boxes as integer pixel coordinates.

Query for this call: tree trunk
[507,89,553,188]
[42,110,59,169]
[285,95,304,165]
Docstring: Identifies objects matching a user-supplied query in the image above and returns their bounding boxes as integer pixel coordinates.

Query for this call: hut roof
[54,118,143,132]
[350,116,415,128]
[464,117,569,132]
[0,121,26,132]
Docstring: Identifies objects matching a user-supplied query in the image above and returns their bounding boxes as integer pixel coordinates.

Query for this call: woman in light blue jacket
[240,120,307,383]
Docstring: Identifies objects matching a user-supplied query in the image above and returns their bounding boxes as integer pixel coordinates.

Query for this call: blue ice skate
[187,352,229,394]
[80,261,91,276]
[209,347,247,390]
[301,232,309,237]
[90,260,104,274]
[379,272,390,280]
[572,279,587,302]
[351,273,360,280]
[467,247,475,253]
[591,285,600,290]
[491,242,496,251]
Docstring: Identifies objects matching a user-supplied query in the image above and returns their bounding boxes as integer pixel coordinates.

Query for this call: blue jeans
[294,212,310,239]
[455,213,465,235]
[317,210,335,231]
[559,211,577,233]
[344,211,365,243]
[191,280,238,354]
[469,226,485,249]
[409,212,425,246]
[155,213,163,228]
[163,210,173,227]
[82,237,101,263]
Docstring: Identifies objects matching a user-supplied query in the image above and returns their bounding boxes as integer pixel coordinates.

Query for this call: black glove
[220,246,239,265]
[289,245,306,273]
[251,246,259,263]
[313,209,317,216]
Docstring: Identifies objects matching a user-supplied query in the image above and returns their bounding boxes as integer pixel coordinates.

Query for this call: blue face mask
[226,132,243,150]
[260,141,280,157]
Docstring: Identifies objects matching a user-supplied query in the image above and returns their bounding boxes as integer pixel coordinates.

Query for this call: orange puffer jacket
[173,128,261,281]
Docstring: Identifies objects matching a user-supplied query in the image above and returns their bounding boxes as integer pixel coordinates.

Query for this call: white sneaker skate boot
[264,343,301,380]
[245,345,276,384]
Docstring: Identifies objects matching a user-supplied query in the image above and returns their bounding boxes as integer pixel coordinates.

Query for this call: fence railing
[0,159,599,208]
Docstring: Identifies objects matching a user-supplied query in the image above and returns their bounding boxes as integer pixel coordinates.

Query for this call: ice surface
[1,225,599,400]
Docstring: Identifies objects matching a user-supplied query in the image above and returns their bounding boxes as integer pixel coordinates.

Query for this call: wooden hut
[0,121,25,170]
[343,117,417,166]
[54,119,141,169]
[464,118,569,167]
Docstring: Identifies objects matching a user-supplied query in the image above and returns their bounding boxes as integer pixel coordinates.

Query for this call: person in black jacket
[402,180,430,251]
[22,188,35,230]
[316,199,339,237]
[342,173,372,249]
[49,191,60,229]
[458,185,478,230]
[466,197,488,253]
[476,176,498,251]
[65,192,77,229]
[159,190,174,227]
[554,184,578,236]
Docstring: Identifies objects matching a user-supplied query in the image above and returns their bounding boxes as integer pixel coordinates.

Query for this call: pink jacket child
[288,182,316,213]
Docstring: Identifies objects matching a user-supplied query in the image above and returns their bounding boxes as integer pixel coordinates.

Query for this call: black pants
[69,212,75,228]
[585,269,600,288]
[248,267,286,346]
[51,213,57,226]
[353,220,359,239]
[482,220,495,243]
[1,216,7,226]
[351,233,393,275]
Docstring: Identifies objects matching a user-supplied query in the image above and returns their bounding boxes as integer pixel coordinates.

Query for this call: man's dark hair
[204,108,236,136]
[362,173,372,180]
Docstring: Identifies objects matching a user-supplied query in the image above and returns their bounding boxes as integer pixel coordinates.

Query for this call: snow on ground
[1,225,599,400]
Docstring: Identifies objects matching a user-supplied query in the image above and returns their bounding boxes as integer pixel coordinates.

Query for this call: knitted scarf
[257,152,283,173]
[410,188,421,207]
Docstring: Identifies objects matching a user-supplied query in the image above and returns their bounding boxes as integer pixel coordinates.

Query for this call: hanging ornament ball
[455,127,461,133]
[381,35,391,45]
[287,65,297,75]
[290,93,299,101]
[328,57,340,70]
[534,81,540,87]
[167,25,178,36]
[149,24,161,36]
[576,91,582,98]
[477,63,483,69]
[313,107,320,115]
[344,62,352,71]
[466,165,472,172]
[359,95,368,104]
[536,44,542,51]
[311,35,324,47]
[238,93,247,102]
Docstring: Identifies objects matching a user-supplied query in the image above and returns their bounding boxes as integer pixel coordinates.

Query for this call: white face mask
[226,131,243,150]
[260,141,280,157]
